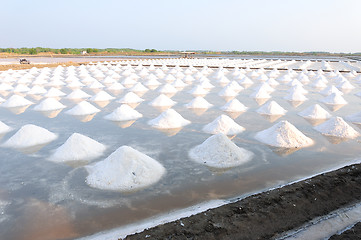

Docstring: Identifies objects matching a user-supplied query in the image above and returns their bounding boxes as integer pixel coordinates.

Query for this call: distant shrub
[28,48,37,55]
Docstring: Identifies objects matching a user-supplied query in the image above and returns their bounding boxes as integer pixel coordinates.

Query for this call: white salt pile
[189,133,254,168]
[218,85,238,97]
[185,96,213,109]
[203,115,245,135]
[256,101,287,115]
[89,91,115,102]
[220,99,248,112]
[250,88,271,99]
[104,104,143,121]
[189,85,208,96]
[86,146,166,191]
[0,121,12,135]
[2,124,57,148]
[129,83,148,93]
[254,120,314,148]
[320,92,347,105]
[314,117,360,139]
[298,104,331,119]
[66,89,91,100]
[33,98,66,111]
[43,88,66,98]
[148,109,190,129]
[1,95,34,108]
[117,92,144,104]
[65,101,100,115]
[158,84,177,94]
[148,94,176,107]
[320,86,343,96]
[50,133,106,162]
[284,91,308,102]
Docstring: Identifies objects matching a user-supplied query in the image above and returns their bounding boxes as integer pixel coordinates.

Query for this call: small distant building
[180,51,196,58]
[81,50,87,55]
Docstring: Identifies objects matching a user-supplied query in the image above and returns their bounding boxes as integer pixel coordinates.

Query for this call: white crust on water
[104,104,143,121]
[220,99,248,112]
[33,98,66,111]
[148,109,191,129]
[148,94,176,107]
[313,117,360,139]
[49,133,106,162]
[254,120,314,148]
[2,124,57,148]
[1,95,34,108]
[85,146,166,191]
[65,101,100,116]
[184,97,213,109]
[189,133,254,168]
[256,100,287,115]
[117,92,144,104]
[202,115,245,135]
[0,121,12,134]
[298,104,331,119]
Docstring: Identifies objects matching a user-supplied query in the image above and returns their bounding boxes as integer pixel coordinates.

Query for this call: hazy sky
[1,0,361,52]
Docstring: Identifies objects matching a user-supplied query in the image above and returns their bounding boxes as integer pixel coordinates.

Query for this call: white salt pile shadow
[189,134,254,168]
[49,133,106,163]
[86,146,166,191]
[2,124,57,149]
[255,120,314,148]
[203,115,245,135]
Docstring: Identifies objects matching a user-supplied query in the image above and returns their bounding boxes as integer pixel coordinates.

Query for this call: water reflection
[325,104,345,112]
[72,114,97,122]
[38,109,63,119]
[260,114,283,123]
[189,108,208,116]
[270,146,300,156]
[287,100,304,108]
[303,118,328,126]
[323,135,349,144]
[111,120,136,128]
[6,105,31,115]
[253,98,269,105]
[92,100,110,108]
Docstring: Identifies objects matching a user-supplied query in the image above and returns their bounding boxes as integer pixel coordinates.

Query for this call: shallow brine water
[0,58,361,240]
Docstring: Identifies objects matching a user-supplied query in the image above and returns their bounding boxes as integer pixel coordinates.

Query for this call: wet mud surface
[126,163,361,240]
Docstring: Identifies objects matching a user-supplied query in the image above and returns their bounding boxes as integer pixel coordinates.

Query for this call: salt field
[1,57,361,239]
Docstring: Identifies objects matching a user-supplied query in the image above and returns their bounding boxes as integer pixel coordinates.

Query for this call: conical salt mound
[66,89,91,100]
[117,92,144,104]
[320,92,347,105]
[65,101,100,115]
[203,115,245,135]
[50,133,106,162]
[158,84,177,94]
[284,91,307,101]
[2,124,57,148]
[189,133,254,168]
[255,120,314,148]
[104,104,142,121]
[320,86,343,96]
[189,85,208,95]
[250,88,271,99]
[43,87,66,97]
[89,91,115,102]
[298,104,331,119]
[86,146,166,191]
[148,109,190,129]
[256,101,287,115]
[220,99,248,112]
[218,85,238,97]
[33,98,66,111]
[148,94,176,107]
[1,95,34,108]
[314,117,359,139]
[185,97,213,109]
[0,121,12,134]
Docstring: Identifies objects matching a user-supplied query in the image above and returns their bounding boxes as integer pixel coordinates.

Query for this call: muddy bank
[330,222,361,239]
[0,62,87,71]
[125,163,361,240]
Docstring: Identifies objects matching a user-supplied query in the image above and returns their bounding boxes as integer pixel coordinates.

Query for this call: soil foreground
[125,163,361,240]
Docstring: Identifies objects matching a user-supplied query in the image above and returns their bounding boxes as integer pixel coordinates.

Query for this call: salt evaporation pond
[1,57,361,239]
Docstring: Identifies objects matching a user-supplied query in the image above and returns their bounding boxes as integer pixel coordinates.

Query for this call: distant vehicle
[19,58,30,64]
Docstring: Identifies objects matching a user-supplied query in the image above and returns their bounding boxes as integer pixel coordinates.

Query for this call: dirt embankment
[0,62,90,71]
[125,164,361,240]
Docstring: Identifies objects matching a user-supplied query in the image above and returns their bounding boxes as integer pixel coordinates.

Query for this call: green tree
[60,49,67,54]
[28,48,37,55]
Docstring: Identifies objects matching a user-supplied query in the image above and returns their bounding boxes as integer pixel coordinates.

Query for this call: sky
[1,0,361,53]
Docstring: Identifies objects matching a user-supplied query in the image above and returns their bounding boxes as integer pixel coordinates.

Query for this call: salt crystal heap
[255,120,314,148]
[320,92,347,105]
[0,121,12,135]
[50,133,106,162]
[148,94,176,107]
[314,117,359,139]
[203,114,245,135]
[66,89,91,100]
[256,101,287,115]
[189,133,254,168]
[2,124,57,148]
[89,91,115,102]
[86,146,166,191]
[298,104,331,119]
[33,98,66,111]
[220,99,248,112]
[1,95,34,108]
[185,97,213,109]
[148,109,190,129]
[65,101,100,115]
[104,104,142,121]
[117,92,144,104]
